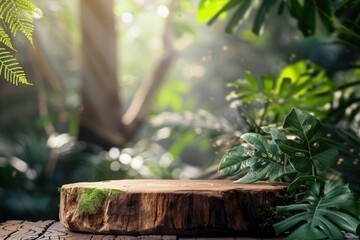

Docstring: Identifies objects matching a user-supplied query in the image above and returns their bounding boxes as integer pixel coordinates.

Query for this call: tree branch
[122,0,177,134]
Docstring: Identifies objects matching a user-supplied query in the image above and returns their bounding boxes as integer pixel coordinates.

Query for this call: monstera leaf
[275,109,338,174]
[219,128,296,183]
[218,146,252,176]
[274,180,360,239]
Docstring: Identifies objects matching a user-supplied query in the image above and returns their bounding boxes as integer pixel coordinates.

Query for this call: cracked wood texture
[0,221,285,240]
[59,180,287,237]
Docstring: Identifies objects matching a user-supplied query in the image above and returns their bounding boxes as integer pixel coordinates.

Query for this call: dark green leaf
[315,0,334,33]
[277,0,285,15]
[218,146,251,176]
[225,0,252,33]
[300,0,316,36]
[261,126,287,141]
[286,0,303,19]
[283,109,324,142]
[233,133,296,183]
[252,0,277,35]
[274,180,360,239]
[275,109,338,173]
[287,175,315,193]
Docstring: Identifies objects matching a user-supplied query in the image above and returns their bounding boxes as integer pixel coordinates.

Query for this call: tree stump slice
[59,180,287,236]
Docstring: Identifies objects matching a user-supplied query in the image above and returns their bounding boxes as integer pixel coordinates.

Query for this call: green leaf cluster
[219,108,360,239]
[219,128,296,183]
[227,61,332,123]
[219,109,337,182]
[197,0,360,42]
[0,0,41,85]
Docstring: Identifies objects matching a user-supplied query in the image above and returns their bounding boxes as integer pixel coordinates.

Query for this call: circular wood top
[61,179,287,193]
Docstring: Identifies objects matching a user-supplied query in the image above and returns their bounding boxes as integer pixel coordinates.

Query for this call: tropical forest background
[0,0,360,222]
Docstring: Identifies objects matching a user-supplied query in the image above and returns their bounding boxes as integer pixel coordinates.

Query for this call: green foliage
[0,47,28,85]
[198,0,360,43]
[219,129,296,183]
[76,188,123,215]
[0,0,41,85]
[275,109,338,174]
[325,125,360,192]
[227,61,332,124]
[274,180,360,239]
[219,108,360,239]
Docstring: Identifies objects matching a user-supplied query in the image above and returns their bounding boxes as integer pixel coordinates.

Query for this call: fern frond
[0,47,31,85]
[0,0,39,46]
[0,26,16,50]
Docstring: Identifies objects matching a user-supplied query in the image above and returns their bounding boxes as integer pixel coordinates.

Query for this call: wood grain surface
[59,180,287,236]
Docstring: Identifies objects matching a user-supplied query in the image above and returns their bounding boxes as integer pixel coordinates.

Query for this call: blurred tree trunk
[78,0,125,150]
[78,0,176,150]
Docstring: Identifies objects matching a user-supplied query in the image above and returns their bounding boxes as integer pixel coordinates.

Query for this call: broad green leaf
[275,109,338,173]
[274,180,360,239]
[233,133,296,183]
[208,0,241,26]
[287,175,316,193]
[252,0,277,35]
[261,126,287,141]
[286,0,303,20]
[218,146,251,176]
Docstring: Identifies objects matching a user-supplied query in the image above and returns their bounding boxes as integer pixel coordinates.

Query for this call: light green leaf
[0,47,31,85]
[0,0,40,46]
[0,27,15,51]
[197,0,229,23]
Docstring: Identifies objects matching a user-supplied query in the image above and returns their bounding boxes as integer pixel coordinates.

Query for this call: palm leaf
[274,180,360,239]
[0,47,31,85]
[0,27,15,50]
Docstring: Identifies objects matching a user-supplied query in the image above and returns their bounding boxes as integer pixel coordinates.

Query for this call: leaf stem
[312,165,317,178]
[259,101,269,127]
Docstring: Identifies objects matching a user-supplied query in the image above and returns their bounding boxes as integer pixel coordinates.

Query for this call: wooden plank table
[0,220,284,240]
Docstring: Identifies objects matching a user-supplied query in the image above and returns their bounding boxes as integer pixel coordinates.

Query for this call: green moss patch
[76,188,123,215]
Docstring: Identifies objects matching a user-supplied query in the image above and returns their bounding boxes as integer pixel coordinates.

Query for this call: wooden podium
[59,180,287,237]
